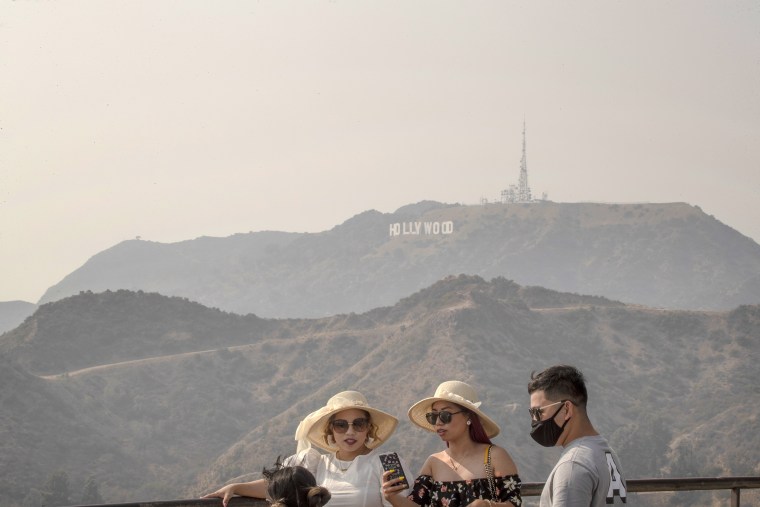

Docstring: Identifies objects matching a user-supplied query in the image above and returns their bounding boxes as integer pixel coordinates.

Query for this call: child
[263,461,331,507]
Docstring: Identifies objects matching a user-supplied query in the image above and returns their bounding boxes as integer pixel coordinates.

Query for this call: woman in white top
[203,390,411,507]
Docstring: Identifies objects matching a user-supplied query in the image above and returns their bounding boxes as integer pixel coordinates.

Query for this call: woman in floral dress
[382,381,521,507]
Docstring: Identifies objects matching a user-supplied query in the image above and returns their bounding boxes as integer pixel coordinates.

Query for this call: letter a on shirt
[605,452,627,503]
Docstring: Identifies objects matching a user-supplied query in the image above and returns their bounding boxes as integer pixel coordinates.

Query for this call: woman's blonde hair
[321,410,379,448]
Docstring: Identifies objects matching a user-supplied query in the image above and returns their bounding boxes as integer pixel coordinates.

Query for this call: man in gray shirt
[527,365,627,506]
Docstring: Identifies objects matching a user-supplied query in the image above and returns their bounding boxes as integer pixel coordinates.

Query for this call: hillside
[2,278,758,506]
[0,356,146,504]
[36,201,760,317]
[0,290,278,376]
[0,300,37,334]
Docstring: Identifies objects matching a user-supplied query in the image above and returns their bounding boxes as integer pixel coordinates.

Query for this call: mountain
[0,300,37,334]
[36,201,760,317]
[0,355,146,505]
[2,278,759,506]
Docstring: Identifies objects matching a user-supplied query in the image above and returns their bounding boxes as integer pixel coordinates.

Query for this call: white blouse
[285,447,411,507]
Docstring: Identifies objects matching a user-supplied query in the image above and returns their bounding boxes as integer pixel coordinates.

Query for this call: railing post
[731,486,740,507]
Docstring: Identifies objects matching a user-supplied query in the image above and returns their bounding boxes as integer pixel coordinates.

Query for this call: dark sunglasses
[425,410,465,425]
[528,400,568,423]
[330,418,369,433]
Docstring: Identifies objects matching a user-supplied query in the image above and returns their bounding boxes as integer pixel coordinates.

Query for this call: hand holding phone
[379,452,409,489]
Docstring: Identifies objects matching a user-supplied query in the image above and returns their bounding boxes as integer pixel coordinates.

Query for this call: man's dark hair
[528,364,589,408]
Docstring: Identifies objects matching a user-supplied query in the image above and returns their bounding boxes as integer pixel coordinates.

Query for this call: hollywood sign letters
[389,221,454,237]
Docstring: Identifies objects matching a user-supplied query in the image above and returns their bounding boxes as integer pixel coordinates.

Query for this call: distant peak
[394,201,453,216]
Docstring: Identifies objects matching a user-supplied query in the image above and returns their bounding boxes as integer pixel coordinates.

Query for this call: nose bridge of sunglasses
[426,410,455,425]
[530,400,565,421]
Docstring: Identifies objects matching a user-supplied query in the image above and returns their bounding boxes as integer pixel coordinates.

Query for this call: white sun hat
[294,391,399,453]
[408,380,500,438]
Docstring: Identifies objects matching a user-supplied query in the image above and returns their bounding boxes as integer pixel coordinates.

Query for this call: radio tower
[493,120,539,204]
[517,120,531,202]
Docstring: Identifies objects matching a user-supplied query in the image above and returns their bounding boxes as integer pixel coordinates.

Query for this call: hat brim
[306,406,398,452]
[408,396,500,438]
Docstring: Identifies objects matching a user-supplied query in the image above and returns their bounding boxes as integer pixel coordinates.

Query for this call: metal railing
[523,476,760,506]
[65,476,760,507]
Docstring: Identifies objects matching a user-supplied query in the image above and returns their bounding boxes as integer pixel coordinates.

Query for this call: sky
[1,1,759,304]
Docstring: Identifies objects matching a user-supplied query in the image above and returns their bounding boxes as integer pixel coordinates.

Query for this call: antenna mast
[518,120,531,202]
[489,119,544,205]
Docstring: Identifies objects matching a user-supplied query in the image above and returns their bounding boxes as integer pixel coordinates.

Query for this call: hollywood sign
[389,221,454,237]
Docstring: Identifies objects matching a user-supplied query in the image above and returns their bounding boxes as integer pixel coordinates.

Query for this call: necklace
[333,446,370,472]
[334,451,356,472]
[446,447,477,472]
[447,452,461,471]
[334,456,352,472]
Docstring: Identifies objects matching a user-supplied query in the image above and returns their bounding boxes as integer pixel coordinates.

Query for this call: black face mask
[530,403,570,447]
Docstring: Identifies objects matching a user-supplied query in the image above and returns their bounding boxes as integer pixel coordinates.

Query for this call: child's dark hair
[263,458,331,507]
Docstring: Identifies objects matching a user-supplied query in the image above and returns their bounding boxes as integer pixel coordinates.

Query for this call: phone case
[379,452,409,489]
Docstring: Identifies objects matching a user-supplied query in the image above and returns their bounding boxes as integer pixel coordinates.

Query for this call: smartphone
[379,452,409,489]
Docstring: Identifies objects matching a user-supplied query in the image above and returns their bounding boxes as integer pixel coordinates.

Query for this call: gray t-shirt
[540,435,627,506]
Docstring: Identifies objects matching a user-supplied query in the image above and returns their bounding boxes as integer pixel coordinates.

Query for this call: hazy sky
[2,1,759,303]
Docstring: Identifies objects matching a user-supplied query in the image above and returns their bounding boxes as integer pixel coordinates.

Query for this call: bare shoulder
[418,453,440,476]
[420,451,450,476]
[489,445,519,475]
[430,450,449,461]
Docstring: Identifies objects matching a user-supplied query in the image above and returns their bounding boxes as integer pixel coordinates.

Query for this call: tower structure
[497,121,533,204]
[517,121,531,202]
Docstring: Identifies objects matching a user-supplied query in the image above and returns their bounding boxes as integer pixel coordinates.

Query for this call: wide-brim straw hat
[408,380,500,438]
[294,391,398,453]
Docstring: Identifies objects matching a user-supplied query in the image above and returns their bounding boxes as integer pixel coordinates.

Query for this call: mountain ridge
[35,201,760,318]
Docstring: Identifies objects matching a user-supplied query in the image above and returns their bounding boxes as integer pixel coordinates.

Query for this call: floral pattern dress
[408,474,522,507]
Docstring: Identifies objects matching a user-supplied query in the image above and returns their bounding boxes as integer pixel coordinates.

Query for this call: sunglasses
[330,418,369,433]
[425,410,465,425]
[528,400,568,422]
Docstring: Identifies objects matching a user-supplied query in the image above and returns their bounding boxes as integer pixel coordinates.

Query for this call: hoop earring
[466,419,471,426]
